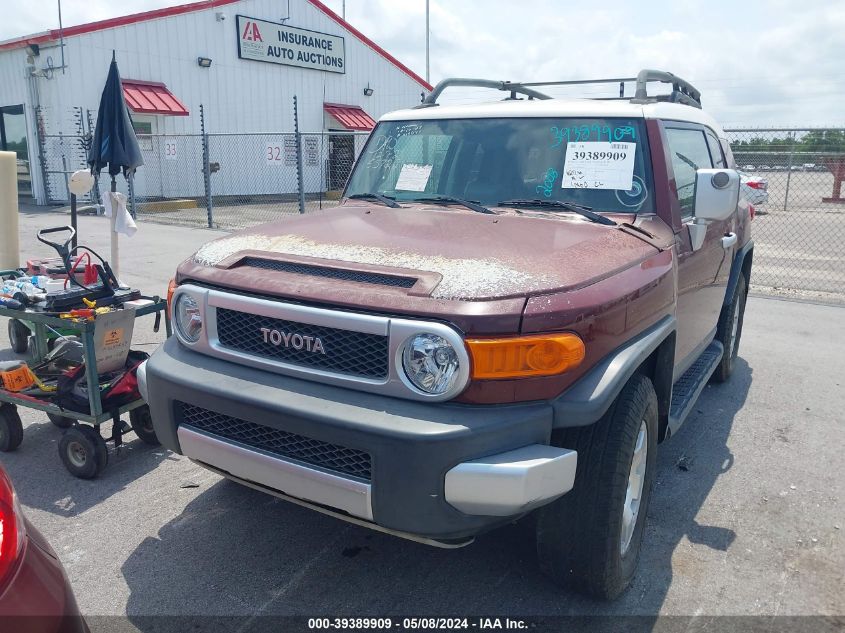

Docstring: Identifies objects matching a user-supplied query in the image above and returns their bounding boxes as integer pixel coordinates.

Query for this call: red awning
[122,79,189,116]
[324,103,376,131]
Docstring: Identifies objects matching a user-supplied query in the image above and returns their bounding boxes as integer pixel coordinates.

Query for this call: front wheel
[536,373,658,600]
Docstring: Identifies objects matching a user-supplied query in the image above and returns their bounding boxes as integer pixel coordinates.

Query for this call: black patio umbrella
[87,53,143,278]
[88,53,143,185]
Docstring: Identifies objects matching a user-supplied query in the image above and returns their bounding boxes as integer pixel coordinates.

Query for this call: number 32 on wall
[265,143,284,165]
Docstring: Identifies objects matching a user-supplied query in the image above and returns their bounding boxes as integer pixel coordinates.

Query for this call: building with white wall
[0,0,431,205]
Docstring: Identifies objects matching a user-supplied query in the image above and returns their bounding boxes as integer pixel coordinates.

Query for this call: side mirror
[693,168,740,222]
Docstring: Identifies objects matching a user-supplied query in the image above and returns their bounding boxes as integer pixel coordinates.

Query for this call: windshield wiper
[498,199,617,226]
[348,192,401,208]
[408,195,495,215]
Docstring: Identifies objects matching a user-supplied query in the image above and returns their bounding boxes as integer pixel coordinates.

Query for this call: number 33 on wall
[163,139,178,161]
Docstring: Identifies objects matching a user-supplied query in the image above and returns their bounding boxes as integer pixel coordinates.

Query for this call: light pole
[425,0,430,83]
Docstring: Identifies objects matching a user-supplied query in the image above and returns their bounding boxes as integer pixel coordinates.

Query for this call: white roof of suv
[380,71,726,138]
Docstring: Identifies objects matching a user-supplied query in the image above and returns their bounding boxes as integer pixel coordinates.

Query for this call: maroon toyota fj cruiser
[140,70,752,599]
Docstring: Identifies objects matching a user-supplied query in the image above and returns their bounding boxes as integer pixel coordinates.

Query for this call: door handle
[721,232,738,249]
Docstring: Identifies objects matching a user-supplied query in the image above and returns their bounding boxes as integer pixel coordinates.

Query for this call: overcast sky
[3,0,843,126]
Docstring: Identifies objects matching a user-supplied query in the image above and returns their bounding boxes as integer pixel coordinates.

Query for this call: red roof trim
[0,0,432,91]
[324,103,376,131]
[306,0,432,91]
[0,0,240,51]
[122,79,189,116]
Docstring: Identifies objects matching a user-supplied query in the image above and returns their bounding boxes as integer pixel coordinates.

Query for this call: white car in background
[740,171,768,207]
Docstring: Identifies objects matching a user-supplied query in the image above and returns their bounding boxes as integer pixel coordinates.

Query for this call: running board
[668,341,724,436]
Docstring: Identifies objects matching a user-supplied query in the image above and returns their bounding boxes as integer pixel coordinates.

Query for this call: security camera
[215,12,226,21]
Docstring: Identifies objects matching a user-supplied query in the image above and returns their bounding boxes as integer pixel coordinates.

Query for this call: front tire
[536,373,658,600]
[712,274,748,383]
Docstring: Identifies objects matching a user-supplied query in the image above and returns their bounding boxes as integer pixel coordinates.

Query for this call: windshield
[345,117,653,213]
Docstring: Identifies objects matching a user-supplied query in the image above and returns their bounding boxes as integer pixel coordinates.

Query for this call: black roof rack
[417,69,702,109]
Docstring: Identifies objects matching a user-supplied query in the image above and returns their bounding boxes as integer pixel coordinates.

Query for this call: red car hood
[184,204,657,302]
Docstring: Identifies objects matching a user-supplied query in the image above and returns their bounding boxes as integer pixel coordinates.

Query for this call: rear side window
[705,131,726,168]
[665,128,713,218]
[720,139,736,168]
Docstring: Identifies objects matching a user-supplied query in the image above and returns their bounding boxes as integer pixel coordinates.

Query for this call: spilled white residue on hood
[193,234,551,299]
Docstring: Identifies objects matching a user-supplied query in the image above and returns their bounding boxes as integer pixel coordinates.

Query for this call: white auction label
[562,142,636,190]
[395,164,433,191]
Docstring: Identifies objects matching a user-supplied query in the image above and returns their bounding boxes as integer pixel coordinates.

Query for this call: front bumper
[142,338,576,540]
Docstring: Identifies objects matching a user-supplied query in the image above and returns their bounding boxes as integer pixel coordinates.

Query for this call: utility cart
[0,300,170,478]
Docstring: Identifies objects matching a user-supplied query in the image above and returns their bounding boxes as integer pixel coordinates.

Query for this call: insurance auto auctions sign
[237,15,345,74]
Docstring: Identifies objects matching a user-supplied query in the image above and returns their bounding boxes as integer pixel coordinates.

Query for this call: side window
[665,128,713,218]
[705,131,726,168]
[720,139,736,168]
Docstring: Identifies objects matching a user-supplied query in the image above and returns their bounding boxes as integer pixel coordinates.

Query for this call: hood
[188,203,657,301]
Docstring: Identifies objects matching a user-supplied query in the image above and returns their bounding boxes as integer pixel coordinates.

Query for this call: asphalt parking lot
[1,211,843,626]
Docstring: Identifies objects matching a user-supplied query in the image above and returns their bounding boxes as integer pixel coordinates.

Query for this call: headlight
[401,333,461,395]
[174,293,203,343]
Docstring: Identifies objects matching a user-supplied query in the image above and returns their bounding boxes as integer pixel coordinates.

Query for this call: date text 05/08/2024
[307,617,530,630]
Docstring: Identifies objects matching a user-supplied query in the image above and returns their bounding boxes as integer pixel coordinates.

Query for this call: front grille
[216,308,389,379]
[180,403,372,480]
[239,257,417,288]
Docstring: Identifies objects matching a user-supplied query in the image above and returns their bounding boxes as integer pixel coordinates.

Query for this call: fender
[552,315,676,428]
[724,239,754,306]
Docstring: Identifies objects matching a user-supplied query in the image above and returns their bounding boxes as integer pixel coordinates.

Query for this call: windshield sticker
[395,163,433,191]
[366,136,397,169]
[614,175,648,209]
[551,125,636,148]
[562,142,636,190]
[395,123,423,137]
[535,167,559,198]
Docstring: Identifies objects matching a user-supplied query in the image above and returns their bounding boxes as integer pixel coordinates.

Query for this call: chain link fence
[724,128,845,303]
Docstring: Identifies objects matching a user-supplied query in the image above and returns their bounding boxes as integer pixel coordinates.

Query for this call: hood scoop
[236,256,419,289]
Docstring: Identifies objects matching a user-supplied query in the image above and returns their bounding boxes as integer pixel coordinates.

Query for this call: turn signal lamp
[466,333,585,379]
[166,279,177,313]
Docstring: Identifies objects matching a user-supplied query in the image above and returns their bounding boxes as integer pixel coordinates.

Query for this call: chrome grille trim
[172,284,471,402]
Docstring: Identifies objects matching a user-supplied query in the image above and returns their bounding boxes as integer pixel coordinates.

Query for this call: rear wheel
[536,373,658,600]
[129,405,160,446]
[59,425,108,479]
[48,413,76,429]
[7,319,29,355]
[0,404,24,452]
[712,274,748,383]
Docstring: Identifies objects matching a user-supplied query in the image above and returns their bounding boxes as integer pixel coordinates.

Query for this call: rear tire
[8,319,29,355]
[48,413,76,429]
[59,425,108,479]
[0,405,24,452]
[129,405,160,446]
[712,274,748,383]
[536,373,658,600]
